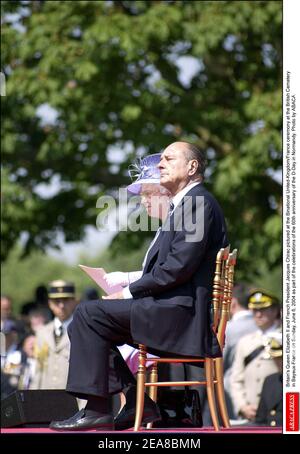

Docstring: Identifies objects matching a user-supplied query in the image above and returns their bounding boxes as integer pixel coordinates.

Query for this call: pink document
[78,265,123,295]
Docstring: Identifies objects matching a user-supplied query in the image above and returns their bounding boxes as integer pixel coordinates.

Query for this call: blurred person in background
[222,282,257,418]
[1,320,20,370]
[230,289,281,423]
[1,319,21,399]
[255,333,283,427]
[1,294,14,330]
[224,283,257,372]
[35,284,53,321]
[30,280,78,390]
[35,285,48,307]
[27,307,49,334]
[20,301,39,328]
[18,333,37,390]
[19,285,53,333]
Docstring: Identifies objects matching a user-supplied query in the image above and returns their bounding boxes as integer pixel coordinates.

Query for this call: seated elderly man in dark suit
[50,141,228,431]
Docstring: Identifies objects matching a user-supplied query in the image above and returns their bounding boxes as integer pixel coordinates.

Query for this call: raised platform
[1,426,282,434]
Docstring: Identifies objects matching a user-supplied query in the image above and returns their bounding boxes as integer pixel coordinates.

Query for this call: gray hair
[184,143,207,179]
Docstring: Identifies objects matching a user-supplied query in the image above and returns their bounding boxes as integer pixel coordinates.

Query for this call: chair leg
[146,363,158,429]
[134,345,147,431]
[205,358,220,431]
[214,358,230,428]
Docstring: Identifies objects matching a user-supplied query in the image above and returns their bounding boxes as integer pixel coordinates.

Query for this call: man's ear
[188,159,198,176]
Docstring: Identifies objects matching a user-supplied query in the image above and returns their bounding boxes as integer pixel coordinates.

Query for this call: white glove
[128,271,143,283]
[103,271,143,287]
[103,272,129,287]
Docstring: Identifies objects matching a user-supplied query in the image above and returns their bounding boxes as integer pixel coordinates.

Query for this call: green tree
[1,1,282,282]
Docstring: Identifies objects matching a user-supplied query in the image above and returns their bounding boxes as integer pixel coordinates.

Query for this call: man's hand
[240,404,257,421]
[102,291,125,300]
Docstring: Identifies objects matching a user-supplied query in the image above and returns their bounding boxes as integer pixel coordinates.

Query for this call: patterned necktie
[169,202,175,216]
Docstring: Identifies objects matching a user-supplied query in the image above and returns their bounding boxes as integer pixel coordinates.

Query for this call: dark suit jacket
[256,373,283,426]
[129,183,228,358]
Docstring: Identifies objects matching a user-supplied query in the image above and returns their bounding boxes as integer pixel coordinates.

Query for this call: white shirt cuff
[123,286,133,299]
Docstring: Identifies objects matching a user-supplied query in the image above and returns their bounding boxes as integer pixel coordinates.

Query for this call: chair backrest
[212,246,230,332]
[212,247,238,350]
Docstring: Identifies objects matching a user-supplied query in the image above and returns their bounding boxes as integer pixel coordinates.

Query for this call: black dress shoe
[114,389,161,430]
[49,409,114,431]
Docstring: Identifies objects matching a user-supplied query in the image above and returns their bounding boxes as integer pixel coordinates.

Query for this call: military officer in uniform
[30,280,78,390]
[230,289,281,422]
[255,334,283,427]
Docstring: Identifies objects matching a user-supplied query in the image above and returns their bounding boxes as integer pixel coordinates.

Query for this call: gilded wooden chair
[133,247,238,432]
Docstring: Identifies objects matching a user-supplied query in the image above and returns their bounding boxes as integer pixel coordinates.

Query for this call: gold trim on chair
[214,249,237,428]
[134,344,147,431]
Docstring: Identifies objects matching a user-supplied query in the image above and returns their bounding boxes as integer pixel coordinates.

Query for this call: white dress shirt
[171,181,201,209]
[53,316,73,337]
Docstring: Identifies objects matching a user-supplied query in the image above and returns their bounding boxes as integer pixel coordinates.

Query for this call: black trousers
[66,299,137,399]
